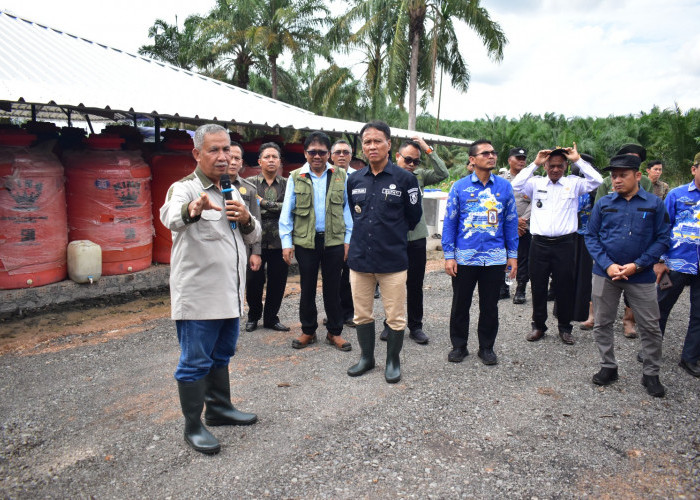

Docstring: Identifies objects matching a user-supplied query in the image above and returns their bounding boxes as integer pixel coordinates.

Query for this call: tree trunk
[270,55,278,100]
[407,27,421,131]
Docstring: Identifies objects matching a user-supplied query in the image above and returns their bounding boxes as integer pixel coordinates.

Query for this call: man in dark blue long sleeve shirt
[347,121,422,384]
[584,154,670,397]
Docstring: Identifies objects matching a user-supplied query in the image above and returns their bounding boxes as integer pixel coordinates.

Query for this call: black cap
[572,153,596,177]
[580,153,595,166]
[603,154,642,171]
[508,147,527,157]
[615,143,647,162]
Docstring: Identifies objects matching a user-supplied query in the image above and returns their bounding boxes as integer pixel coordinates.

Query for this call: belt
[532,233,575,243]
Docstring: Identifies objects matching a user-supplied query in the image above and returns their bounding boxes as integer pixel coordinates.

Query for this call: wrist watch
[634,263,641,273]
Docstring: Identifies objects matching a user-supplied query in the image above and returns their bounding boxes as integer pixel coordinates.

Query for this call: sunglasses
[476,150,498,157]
[306,149,329,157]
[332,150,352,156]
[399,153,422,166]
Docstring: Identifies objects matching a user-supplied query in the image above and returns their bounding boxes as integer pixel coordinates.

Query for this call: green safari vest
[290,167,347,249]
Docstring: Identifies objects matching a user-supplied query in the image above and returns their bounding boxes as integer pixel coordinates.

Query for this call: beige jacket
[160,167,261,320]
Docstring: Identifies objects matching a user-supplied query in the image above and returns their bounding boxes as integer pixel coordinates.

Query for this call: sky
[1,0,699,122]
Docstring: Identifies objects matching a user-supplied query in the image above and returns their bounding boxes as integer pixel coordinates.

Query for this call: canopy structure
[0,10,471,147]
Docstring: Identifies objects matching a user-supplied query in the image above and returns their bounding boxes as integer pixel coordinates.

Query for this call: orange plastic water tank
[149,137,196,264]
[63,135,153,276]
[0,131,68,289]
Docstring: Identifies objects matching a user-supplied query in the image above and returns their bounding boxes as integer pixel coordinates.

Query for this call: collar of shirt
[609,187,653,203]
[194,166,215,190]
[300,162,334,179]
[469,172,495,185]
[689,181,699,192]
[360,160,398,177]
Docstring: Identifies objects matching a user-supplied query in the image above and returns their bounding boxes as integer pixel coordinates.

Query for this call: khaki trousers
[350,270,407,331]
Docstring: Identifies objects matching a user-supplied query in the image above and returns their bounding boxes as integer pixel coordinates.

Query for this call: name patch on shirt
[382,188,402,197]
[352,188,366,195]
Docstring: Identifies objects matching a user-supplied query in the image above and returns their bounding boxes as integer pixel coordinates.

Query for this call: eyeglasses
[332,150,352,156]
[476,150,498,157]
[306,149,329,157]
[399,153,422,166]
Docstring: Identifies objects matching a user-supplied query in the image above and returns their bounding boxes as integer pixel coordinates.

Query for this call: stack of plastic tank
[0,130,68,288]
[63,134,153,276]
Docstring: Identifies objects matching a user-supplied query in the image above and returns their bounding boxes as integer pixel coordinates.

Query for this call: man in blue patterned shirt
[442,139,519,365]
[653,153,700,378]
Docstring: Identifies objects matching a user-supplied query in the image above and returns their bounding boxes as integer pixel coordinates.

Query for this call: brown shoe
[623,306,637,338]
[292,333,317,349]
[559,331,575,345]
[325,334,352,352]
[526,328,545,342]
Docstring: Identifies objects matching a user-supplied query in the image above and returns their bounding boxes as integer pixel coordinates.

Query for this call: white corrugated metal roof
[0,10,471,147]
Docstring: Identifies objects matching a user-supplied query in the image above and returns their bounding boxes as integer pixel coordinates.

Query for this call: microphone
[220,174,237,230]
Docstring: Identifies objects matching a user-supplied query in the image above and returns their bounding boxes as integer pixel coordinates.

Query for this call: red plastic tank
[63,135,153,276]
[0,131,68,289]
[149,137,196,264]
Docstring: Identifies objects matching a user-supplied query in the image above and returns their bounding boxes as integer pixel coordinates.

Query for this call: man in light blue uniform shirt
[279,131,354,352]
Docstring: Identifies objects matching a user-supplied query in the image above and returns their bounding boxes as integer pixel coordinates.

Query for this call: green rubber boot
[177,378,220,454]
[348,322,376,377]
[204,366,258,426]
[385,328,405,383]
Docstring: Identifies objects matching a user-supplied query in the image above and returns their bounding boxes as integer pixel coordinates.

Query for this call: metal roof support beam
[83,114,94,134]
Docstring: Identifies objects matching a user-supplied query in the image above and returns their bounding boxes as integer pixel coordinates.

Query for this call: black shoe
[409,328,429,344]
[344,319,357,327]
[265,322,290,332]
[499,284,510,300]
[679,359,700,377]
[448,347,468,363]
[245,321,258,332]
[559,330,575,345]
[477,348,498,365]
[592,367,618,386]
[513,284,526,304]
[637,352,644,363]
[374,287,381,299]
[641,374,666,398]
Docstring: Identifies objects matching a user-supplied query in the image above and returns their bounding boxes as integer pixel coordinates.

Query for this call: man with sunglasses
[512,143,603,345]
[279,131,354,352]
[443,139,518,365]
[378,137,447,345]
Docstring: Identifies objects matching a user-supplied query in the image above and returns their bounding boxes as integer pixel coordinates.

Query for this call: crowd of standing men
[160,122,700,454]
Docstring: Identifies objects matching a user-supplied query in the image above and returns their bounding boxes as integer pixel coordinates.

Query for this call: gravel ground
[1,269,699,499]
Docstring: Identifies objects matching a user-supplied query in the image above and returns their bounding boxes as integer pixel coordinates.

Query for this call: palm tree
[138,16,215,71]
[387,0,508,130]
[246,0,330,100]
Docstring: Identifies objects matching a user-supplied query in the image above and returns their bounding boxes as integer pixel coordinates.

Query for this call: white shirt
[511,158,603,237]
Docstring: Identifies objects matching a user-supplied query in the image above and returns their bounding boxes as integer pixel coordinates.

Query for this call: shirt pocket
[632,207,656,238]
[383,194,403,221]
[351,193,368,220]
[197,209,226,241]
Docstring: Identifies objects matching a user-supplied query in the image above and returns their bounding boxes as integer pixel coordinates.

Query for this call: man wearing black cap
[512,143,603,345]
[501,147,532,304]
[595,144,653,339]
[584,154,670,397]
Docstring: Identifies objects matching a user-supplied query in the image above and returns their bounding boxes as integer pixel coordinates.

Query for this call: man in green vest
[279,131,354,352]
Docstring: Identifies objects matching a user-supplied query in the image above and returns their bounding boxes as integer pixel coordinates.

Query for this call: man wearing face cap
[595,144,653,339]
[584,154,670,397]
[512,143,603,345]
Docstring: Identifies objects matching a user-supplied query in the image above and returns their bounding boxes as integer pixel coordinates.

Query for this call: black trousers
[529,234,576,333]
[246,248,288,326]
[295,234,344,336]
[340,261,353,323]
[516,231,532,284]
[449,264,504,350]
[406,238,427,331]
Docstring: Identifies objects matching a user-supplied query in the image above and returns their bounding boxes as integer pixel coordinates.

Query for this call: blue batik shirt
[442,172,519,266]
[662,181,700,274]
[577,192,593,235]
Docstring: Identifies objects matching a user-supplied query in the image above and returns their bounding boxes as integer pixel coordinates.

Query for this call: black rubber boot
[204,366,258,426]
[385,328,404,384]
[177,378,220,455]
[380,320,389,341]
[348,322,376,377]
[513,282,526,304]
